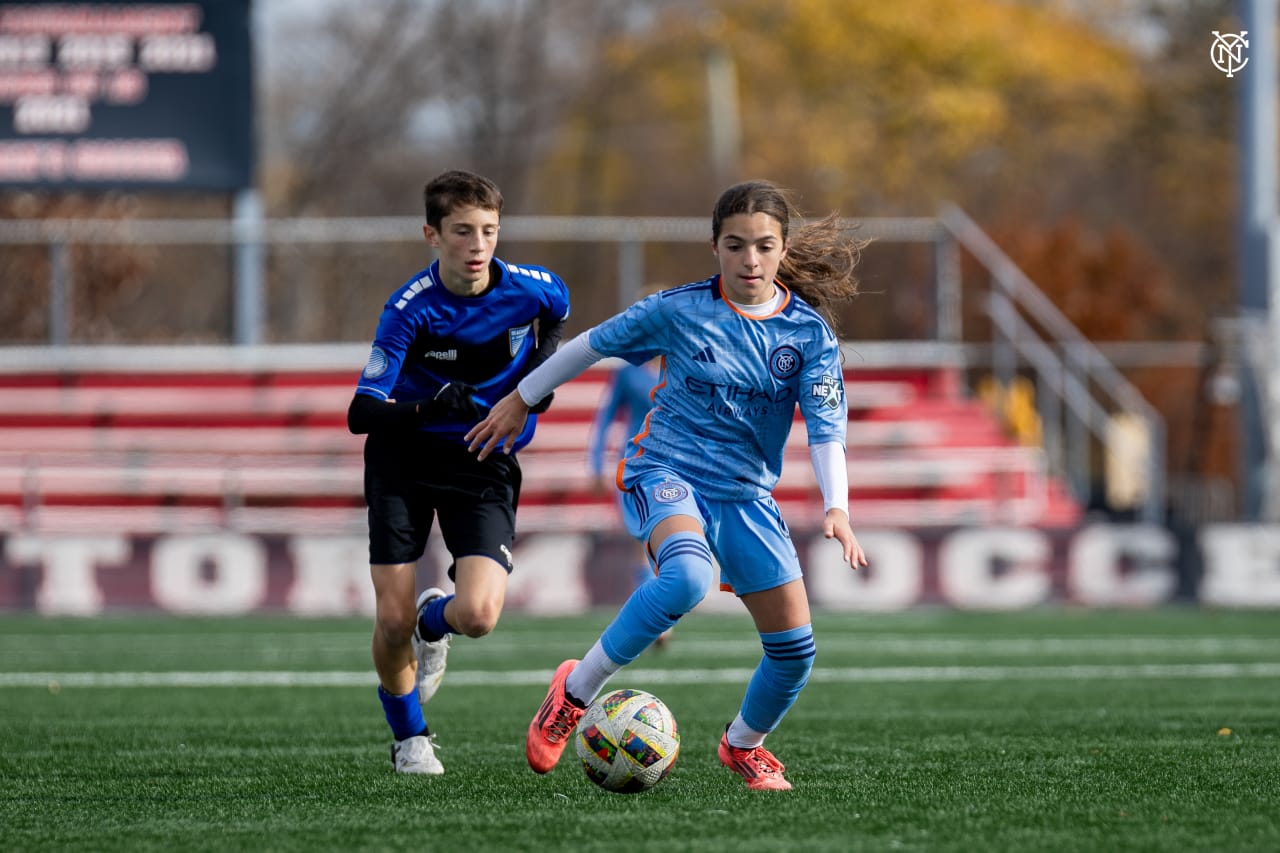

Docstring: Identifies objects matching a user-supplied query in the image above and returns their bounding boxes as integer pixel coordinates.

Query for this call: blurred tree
[531,0,1148,335]
[260,0,685,215]
[255,0,688,341]
[0,194,152,344]
[523,0,1237,494]
[536,0,1143,215]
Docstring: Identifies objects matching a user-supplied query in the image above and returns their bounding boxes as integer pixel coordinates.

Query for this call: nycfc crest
[653,482,689,503]
[769,344,802,379]
[1211,30,1249,78]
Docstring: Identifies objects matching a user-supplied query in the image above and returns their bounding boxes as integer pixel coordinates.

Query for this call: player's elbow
[347,396,370,434]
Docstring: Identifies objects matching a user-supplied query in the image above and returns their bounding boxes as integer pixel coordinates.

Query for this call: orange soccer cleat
[526,659,585,774]
[718,729,793,791]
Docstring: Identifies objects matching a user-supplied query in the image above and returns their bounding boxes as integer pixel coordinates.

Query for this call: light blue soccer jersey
[588,276,846,501]
[356,258,570,451]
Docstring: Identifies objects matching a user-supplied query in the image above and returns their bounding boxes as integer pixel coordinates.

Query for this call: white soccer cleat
[412,587,450,705]
[391,734,443,775]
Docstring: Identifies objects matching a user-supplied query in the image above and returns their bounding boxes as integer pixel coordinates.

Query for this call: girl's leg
[719,578,813,791]
[732,578,815,743]
[566,514,713,703]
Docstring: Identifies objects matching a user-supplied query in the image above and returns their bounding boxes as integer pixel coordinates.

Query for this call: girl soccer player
[348,169,569,774]
[467,180,867,791]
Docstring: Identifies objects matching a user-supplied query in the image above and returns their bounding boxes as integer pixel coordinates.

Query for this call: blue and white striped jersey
[356,258,570,451]
[588,276,846,501]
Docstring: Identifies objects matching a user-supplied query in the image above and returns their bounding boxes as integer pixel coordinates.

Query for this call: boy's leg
[371,561,442,775]
[440,554,510,637]
[371,561,419,697]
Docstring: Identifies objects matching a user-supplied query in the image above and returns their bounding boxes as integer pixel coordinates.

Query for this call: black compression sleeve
[346,393,422,435]
[526,315,566,375]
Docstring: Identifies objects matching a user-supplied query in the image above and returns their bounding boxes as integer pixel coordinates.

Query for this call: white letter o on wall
[151,534,267,614]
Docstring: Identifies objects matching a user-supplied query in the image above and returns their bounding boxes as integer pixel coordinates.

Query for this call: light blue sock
[378,685,428,741]
[600,532,713,664]
[739,625,816,733]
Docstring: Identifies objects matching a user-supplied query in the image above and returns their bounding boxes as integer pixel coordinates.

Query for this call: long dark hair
[711,180,864,332]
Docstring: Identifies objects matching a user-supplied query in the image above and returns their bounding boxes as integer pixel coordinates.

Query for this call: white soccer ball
[574,688,680,793]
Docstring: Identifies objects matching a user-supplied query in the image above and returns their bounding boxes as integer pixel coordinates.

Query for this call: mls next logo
[1211,30,1249,78]
[810,374,843,410]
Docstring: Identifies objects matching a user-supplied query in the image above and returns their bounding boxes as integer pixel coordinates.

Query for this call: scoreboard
[0,0,253,190]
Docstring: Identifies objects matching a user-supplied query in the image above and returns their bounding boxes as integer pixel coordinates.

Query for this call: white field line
[3,662,1280,689]
[2,635,1278,656]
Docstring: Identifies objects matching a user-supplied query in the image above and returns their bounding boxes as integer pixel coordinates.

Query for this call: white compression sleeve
[516,332,604,406]
[809,440,850,516]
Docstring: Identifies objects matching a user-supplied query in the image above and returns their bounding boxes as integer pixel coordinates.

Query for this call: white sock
[565,639,621,706]
[726,713,768,749]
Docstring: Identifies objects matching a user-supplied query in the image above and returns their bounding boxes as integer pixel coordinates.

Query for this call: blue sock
[739,625,816,733]
[601,532,713,664]
[378,685,428,741]
[417,594,457,642]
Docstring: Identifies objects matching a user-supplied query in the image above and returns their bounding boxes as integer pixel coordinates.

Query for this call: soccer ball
[574,688,679,793]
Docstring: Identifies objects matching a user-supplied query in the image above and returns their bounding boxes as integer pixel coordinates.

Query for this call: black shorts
[363,430,522,571]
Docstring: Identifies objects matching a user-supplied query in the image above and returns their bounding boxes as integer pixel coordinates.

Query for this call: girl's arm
[466,332,604,458]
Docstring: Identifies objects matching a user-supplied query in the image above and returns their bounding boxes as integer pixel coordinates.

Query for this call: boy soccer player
[348,169,569,774]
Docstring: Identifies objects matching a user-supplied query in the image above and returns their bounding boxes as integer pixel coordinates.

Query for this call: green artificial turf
[1,608,1277,852]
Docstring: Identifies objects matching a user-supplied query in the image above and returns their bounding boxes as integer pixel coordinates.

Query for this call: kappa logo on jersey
[811,374,843,409]
[363,346,389,378]
[653,481,689,503]
[692,345,717,364]
[769,345,802,379]
[509,324,532,357]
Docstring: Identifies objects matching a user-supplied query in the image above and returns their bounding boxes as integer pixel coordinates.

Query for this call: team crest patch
[769,344,802,379]
[653,482,689,504]
[811,373,843,410]
[509,324,532,356]
[362,346,388,379]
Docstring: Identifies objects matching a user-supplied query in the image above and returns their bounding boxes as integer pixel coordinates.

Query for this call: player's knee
[657,563,712,614]
[652,532,715,615]
[449,598,500,638]
[375,605,416,648]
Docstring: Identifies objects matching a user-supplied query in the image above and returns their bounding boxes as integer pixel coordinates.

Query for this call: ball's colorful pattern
[574,688,679,793]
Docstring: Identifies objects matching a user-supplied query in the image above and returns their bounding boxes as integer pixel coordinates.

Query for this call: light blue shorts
[620,468,802,596]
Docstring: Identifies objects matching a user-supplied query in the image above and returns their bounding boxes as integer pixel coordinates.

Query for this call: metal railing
[0,208,1169,522]
[938,204,1167,523]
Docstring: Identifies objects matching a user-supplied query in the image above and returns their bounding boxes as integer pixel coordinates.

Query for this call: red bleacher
[0,363,1080,534]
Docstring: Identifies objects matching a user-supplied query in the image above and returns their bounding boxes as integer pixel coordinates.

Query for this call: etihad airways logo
[685,376,794,417]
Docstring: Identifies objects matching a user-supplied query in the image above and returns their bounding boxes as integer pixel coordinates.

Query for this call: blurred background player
[469,179,867,791]
[585,285,669,645]
[347,169,569,774]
